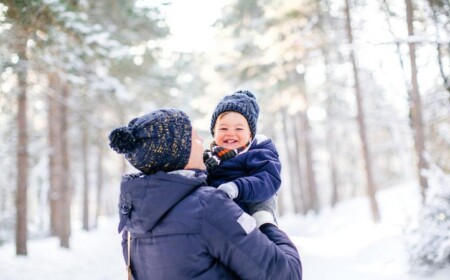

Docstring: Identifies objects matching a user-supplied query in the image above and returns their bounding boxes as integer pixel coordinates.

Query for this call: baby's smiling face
[213,112,252,149]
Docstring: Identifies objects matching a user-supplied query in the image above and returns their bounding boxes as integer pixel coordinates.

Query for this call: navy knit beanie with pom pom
[109,109,192,175]
[210,90,260,137]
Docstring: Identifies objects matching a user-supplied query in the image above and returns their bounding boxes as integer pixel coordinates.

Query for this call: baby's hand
[245,197,278,228]
[217,182,238,199]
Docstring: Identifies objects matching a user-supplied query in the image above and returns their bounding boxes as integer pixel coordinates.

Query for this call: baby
[204,90,282,212]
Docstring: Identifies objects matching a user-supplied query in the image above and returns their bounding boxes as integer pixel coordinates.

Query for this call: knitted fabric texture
[210,90,260,137]
[109,109,192,175]
[203,141,250,170]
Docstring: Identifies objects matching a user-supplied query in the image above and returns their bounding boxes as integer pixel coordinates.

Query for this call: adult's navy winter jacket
[207,135,282,207]
[118,170,301,280]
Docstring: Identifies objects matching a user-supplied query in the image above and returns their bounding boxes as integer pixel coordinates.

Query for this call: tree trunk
[324,58,340,207]
[328,136,339,207]
[82,121,90,231]
[427,1,450,94]
[48,73,60,236]
[59,84,71,248]
[303,111,319,212]
[292,112,308,214]
[298,78,319,213]
[16,42,28,256]
[49,75,71,245]
[263,117,285,216]
[281,109,303,214]
[344,0,380,222]
[406,0,429,201]
[381,0,411,94]
[317,0,340,207]
[95,141,104,227]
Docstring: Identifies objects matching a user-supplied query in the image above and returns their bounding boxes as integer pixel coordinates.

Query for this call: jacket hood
[251,134,277,154]
[118,170,207,233]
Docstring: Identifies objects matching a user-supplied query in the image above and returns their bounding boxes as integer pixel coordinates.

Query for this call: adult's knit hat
[210,90,260,137]
[108,109,192,175]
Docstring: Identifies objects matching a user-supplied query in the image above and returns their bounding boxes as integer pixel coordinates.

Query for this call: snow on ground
[0,183,449,279]
[0,218,125,280]
[279,183,450,280]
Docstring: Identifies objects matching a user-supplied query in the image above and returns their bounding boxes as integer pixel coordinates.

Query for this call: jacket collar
[118,170,207,233]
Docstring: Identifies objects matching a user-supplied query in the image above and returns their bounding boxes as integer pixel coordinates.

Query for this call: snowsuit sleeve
[234,140,282,202]
[201,190,302,280]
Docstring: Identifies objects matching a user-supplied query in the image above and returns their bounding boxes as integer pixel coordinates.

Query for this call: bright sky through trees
[161,0,226,52]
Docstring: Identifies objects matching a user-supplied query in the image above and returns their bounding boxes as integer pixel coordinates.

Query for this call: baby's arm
[233,142,282,202]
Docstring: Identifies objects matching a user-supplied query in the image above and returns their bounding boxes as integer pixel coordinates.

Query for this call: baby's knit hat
[210,90,260,137]
[108,109,192,175]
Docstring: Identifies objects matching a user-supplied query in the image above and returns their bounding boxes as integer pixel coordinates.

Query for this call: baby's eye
[219,128,227,131]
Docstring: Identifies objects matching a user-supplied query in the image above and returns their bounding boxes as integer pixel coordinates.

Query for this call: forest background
[0,0,449,273]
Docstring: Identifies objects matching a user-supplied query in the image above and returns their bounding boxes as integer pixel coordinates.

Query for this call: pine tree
[408,166,450,269]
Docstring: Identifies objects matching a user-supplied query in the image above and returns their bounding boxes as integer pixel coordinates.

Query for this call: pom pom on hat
[210,90,260,137]
[108,127,137,154]
[108,109,192,175]
[239,90,256,99]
